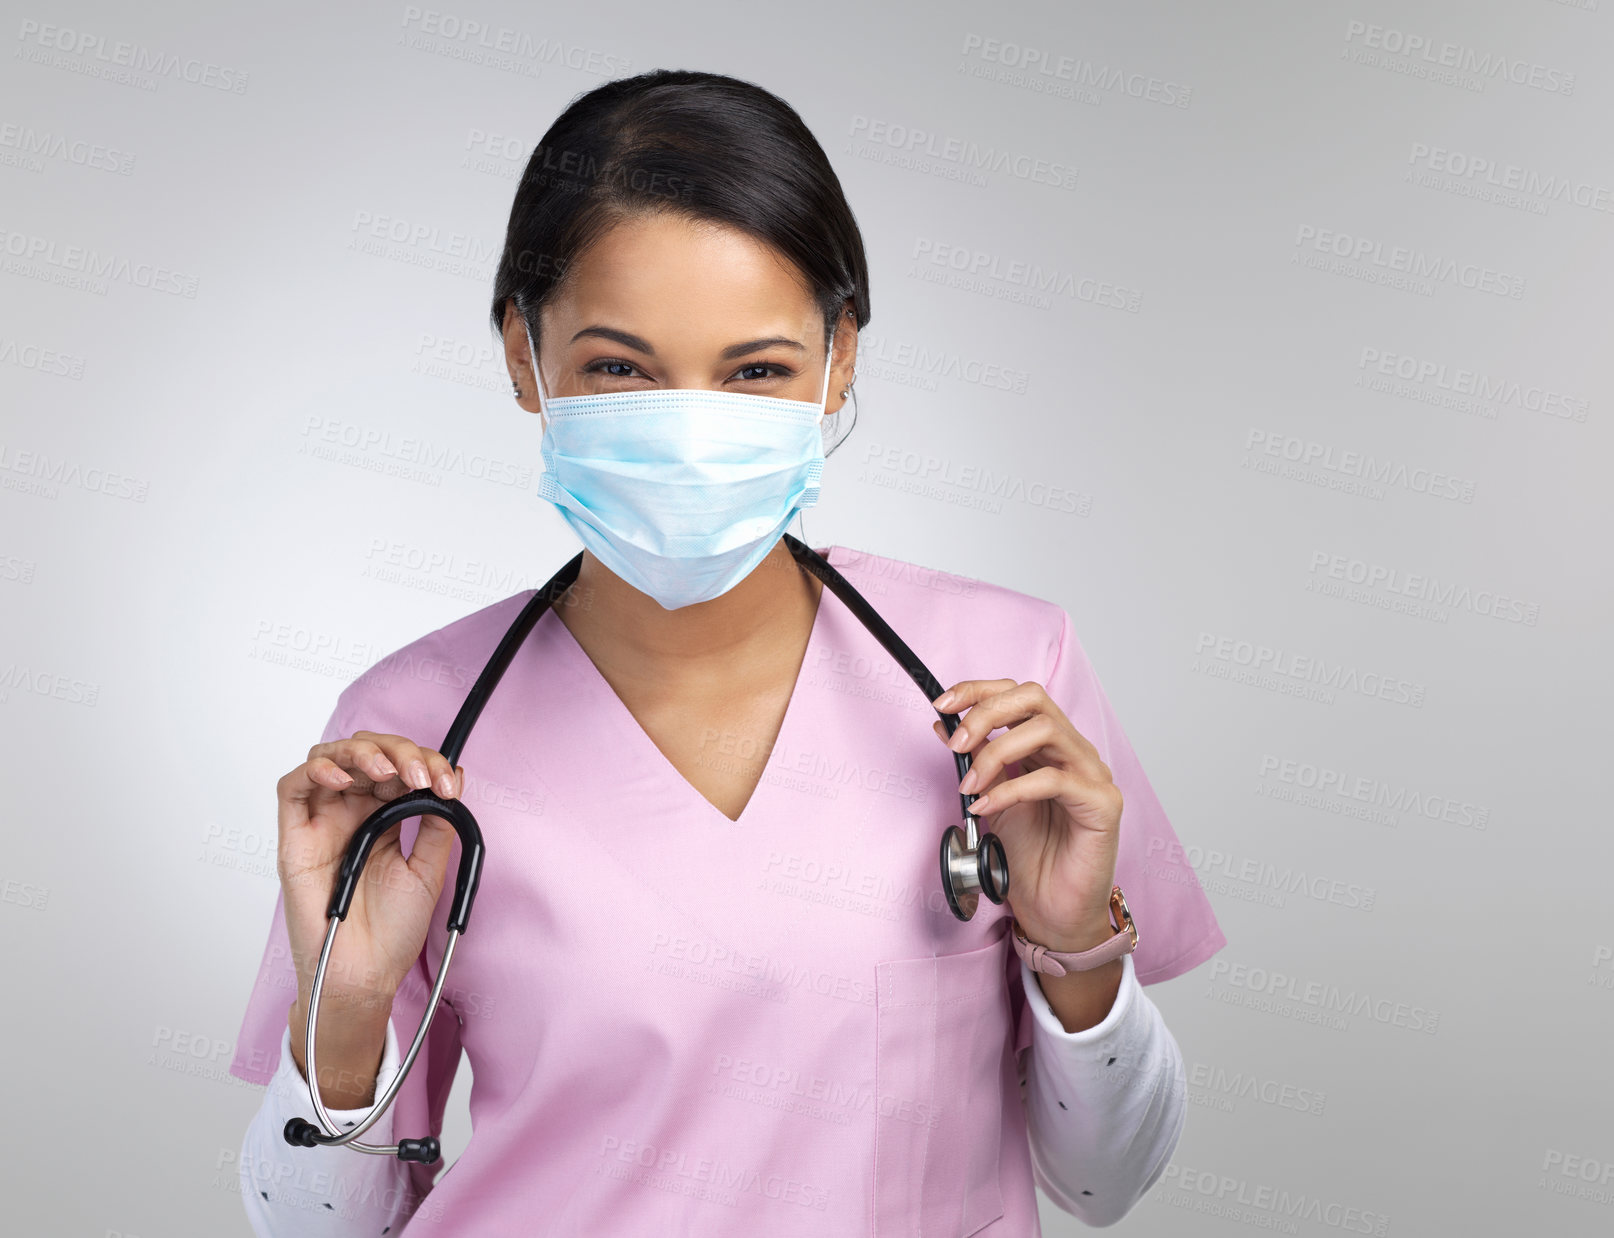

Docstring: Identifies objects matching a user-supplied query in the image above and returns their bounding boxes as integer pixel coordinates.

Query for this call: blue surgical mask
[525,322,831,610]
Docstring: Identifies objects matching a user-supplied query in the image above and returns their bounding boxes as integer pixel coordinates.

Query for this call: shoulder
[823,542,1074,683]
[329,587,536,732]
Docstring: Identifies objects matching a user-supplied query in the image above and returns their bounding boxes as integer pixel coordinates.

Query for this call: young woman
[229,69,1224,1237]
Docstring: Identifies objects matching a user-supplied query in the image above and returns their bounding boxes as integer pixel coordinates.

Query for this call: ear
[829,300,858,415]
[502,302,544,421]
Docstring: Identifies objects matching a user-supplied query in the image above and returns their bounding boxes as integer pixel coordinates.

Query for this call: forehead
[546,212,818,339]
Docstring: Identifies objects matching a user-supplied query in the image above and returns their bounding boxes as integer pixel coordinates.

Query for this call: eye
[581,358,643,379]
[732,362,794,383]
[579,358,797,384]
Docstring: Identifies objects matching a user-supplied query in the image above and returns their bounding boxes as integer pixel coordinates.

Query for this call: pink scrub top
[230,542,1225,1236]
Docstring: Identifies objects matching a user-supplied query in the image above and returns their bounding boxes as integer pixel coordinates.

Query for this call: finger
[961,713,1109,791]
[418,748,458,798]
[279,752,362,810]
[970,764,1118,826]
[352,732,441,793]
[278,761,366,874]
[941,681,1040,756]
[331,733,455,798]
[400,765,466,893]
[934,718,1013,795]
[931,678,1016,715]
[407,809,460,893]
[945,682,1101,766]
[307,756,355,790]
[308,735,401,788]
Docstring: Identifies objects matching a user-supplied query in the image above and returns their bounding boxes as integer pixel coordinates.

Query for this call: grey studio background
[1,1,1609,1235]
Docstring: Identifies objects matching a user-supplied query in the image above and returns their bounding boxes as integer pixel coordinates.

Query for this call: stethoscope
[283,534,1009,1163]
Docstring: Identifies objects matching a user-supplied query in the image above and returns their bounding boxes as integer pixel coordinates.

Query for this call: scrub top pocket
[873,937,1010,1237]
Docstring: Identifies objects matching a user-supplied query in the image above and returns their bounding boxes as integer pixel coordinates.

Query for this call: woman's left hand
[931,678,1122,951]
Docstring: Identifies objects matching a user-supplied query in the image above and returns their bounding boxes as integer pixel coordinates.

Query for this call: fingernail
[959,768,979,793]
[934,690,954,709]
[949,726,968,750]
[374,757,397,779]
[436,771,455,796]
[409,760,431,789]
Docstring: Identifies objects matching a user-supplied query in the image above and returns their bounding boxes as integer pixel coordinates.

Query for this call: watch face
[1110,885,1138,949]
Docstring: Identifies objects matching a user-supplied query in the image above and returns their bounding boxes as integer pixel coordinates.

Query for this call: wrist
[286,997,392,1071]
[1028,951,1126,1034]
[1011,911,1115,956]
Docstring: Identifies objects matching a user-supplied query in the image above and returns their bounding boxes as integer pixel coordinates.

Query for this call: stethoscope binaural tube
[282,791,483,1161]
[284,554,584,1163]
[780,535,1009,921]
[283,538,1007,1163]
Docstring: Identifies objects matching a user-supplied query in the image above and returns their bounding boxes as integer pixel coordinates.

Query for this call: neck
[557,539,825,675]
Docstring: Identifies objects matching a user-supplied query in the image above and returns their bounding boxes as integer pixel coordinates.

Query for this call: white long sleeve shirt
[239,951,1185,1235]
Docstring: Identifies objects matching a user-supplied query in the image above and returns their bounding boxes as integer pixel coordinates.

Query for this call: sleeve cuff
[240,1018,410,1236]
[264,1017,402,1132]
[1019,949,1141,1044]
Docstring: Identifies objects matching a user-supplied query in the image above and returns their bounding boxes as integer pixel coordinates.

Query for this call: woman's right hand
[276,730,463,1099]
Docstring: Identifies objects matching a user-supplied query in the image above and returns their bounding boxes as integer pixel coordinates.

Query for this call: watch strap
[1010,885,1138,977]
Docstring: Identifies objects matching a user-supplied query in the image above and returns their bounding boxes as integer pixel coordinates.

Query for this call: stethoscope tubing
[287,536,1006,1160]
[300,922,462,1154]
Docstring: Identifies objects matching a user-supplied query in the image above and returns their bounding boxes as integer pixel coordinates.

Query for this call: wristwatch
[1010,885,1138,976]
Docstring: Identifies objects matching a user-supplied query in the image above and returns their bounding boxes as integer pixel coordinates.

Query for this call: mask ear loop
[797,331,838,548]
[524,320,548,422]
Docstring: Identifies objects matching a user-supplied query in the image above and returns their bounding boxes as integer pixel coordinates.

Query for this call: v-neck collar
[544,543,840,829]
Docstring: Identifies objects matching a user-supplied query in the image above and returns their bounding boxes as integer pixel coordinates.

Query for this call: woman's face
[505,212,855,425]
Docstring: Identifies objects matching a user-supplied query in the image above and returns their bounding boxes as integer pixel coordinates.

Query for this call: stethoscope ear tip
[283,1117,321,1147]
[283,1118,442,1164]
[398,1137,442,1164]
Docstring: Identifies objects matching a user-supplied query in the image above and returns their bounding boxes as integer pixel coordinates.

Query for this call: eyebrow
[569,325,806,360]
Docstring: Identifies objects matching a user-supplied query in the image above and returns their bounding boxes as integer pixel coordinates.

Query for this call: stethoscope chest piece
[940,821,1009,921]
